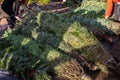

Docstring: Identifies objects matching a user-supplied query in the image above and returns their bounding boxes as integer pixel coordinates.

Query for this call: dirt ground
[0,1,120,80]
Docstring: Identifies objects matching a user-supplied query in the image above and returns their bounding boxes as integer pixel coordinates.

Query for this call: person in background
[1,0,28,28]
[105,0,120,21]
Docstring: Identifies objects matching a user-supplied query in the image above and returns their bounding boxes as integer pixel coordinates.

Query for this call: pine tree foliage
[0,0,119,80]
[29,0,50,4]
[73,1,106,18]
[65,1,120,34]
[0,9,116,80]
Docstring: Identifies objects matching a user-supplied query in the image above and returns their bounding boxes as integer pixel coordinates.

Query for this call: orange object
[106,0,120,17]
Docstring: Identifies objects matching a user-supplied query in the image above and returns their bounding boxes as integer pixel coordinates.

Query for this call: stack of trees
[0,0,119,80]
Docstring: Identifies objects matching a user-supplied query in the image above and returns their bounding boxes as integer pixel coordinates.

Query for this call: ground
[0,1,120,80]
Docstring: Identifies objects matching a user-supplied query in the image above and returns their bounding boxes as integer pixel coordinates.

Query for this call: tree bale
[0,9,119,80]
